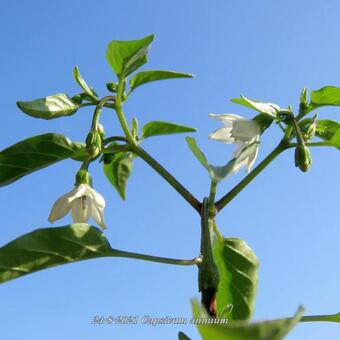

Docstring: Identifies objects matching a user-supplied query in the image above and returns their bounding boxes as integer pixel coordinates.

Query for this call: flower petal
[71,197,91,223]
[88,198,107,230]
[209,127,235,143]
[84,186,105,209]
[231,120,261,141]
[246,142,260,172]
[209,113,245,124]
[48,191,73,223]
[65,184,89,204]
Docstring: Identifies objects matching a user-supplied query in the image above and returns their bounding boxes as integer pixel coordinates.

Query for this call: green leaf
[310,86,340,108]
[129,70,193,92]
[73,66,98,101]
[178,331,191,340]
[0,224,115,284]
[315,120,340,148]
[142,121,197,139]
[213,237,258,321]
[17,94,79,120]
[185,137,211,172]
[316,120,340,140]
[231,96,279,118]
[192,299,304,340]
[103,148,134,200]
[0,133,87,187]
[106,35,154,78]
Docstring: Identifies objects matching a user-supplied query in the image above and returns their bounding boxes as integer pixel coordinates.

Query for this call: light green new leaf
[213,237,258,321]
[106,35,154,78]
[185,137,211,172]
[0,133,86,187]
[103,149,134,200]
[129,70,193,92]
[315,120,340,148]
[178,331,191,340]
[142,121,197,139]
[192,300,304,340]
[73,66,98,101]
[231,96,279,119]
[17,94,79,119]
[0,224,114,284]
[310,86,340,109]
[316,120,340,140]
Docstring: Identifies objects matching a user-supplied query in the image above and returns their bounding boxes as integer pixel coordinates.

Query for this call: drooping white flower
[48,184,107,229]
[209,114,260,173]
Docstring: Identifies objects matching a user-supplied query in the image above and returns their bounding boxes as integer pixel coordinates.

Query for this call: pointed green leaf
[315,120,340,148]
[103,148,133,200]
[142,121,197,139]
[0,224,115,284]
[185,137,211,172]
[231,96,279,118]
[310,86,340,109]
[0,133,86,187]
[73,66,98,101]
[106,35,154,78]
[17,94,79,120]
[192,299,304,340]
[129,70,193,92]
[213,237,258,321]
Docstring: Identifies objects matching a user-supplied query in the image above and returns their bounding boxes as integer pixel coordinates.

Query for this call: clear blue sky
[1,1,340,339]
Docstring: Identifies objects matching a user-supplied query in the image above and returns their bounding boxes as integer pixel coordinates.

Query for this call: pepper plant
[1,35,340,340]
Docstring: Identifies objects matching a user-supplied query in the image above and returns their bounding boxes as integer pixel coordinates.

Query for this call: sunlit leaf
[103,148,134,200]
[73,66,98,101]
[192,299,304,340]
[142,121,197,139]
[129,70,193,92]
[17,94,79,119]
[0,224,114,284]
[106,35,154,78]
[231,96,279,118]
[213,237,258,320]
[0,133,86,187]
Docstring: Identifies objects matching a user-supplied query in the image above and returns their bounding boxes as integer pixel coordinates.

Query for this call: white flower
[48,184,107,229]
[209,114,260,173]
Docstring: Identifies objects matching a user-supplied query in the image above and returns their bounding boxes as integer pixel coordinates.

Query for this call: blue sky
[1,1,340,339]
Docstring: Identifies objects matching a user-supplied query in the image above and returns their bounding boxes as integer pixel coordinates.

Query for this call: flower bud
[106,82,118,93]
[75,169,92,186]
[71,94,83,104]
[86,130,102,158]
[295,144,312,172]
[299,87,308,110]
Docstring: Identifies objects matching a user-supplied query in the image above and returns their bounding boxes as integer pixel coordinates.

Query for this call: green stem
[300,313,340,323]
[215,140,288,212]
[103,136,128,145]
[132,145,201,213]
[91,96,115,130]
[208,180,217,219]
[114,78,135,145]
[111,248,202,266]
[288,142,334,148]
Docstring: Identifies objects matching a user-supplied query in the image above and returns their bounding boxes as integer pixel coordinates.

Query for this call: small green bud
[295,144,312,172]
[86,130,102,158]
[299,87,309,110]
[97,123,105,140]
[71,94,83,104]
[299,116,317,141]
[75,169,92,186]
[106,82,118,93]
